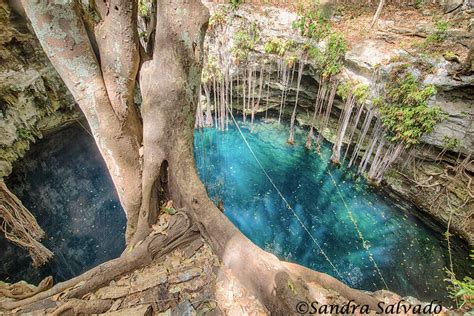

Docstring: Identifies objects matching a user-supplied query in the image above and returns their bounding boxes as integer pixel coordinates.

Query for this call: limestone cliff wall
[203,3,473,244]
[0,1,471,244]
[0,2,80,179]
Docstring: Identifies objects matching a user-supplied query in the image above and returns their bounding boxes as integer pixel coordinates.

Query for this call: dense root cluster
[0,181,52,266]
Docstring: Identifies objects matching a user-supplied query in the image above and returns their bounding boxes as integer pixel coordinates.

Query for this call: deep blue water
[1,124,126,284]
[194,117,471,304]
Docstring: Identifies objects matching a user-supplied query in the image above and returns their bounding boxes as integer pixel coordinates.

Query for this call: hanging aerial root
[0,181,53,267]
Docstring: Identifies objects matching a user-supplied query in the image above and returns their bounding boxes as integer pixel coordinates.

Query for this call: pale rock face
[0,2,79,178]
[1,1,472,242]
[205,2,473,155]
[203,3,473,243]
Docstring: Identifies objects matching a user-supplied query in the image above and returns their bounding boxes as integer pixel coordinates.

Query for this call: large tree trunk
[21,0,143,242]
[139,0,381,312]
[14,1,386,313]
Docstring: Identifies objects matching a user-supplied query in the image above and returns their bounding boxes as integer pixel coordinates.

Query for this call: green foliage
[387,74,436,105]
[377,73,442,146]
[138,31,147,40]
[231,22,260,62]
[292,4,331,41]
[285,54,299,68]
[353,84,369,103]
[443,51,458,61]
[442,136,460,151]
[202,57,222,84]
[209,12,226,29]
[445,251,474,309]
[337,81,352,101]
[337,81,369,103]
[230,0,243,9]
[138,0,150,17]
[264,38,295,56]
[17,128,34,141]
[426,19,449,43]
[319,32,348,78]
[285,0,348,78]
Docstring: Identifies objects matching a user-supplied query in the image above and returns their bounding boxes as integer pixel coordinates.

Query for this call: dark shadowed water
[1,124,126,285]
[193,117,471,304]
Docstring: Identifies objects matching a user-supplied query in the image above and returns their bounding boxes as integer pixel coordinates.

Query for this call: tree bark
[15,1,388,313]
[138,1,383,312]
[21,0,143,242]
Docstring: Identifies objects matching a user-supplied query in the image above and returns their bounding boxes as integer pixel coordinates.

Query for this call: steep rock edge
[2,1,470,312]
[202,2,473,245]
[0,2,80,180]
[0,2,426,314]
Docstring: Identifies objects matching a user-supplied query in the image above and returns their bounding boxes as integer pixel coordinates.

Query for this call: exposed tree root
[283,262,380,310]
[0,181,53,267]
[0,212,199,311]
[0,277,52,300]
[49,298,113,315]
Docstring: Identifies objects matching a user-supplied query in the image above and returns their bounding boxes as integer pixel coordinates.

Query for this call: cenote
[193,116,471,304]
[1,124,126,285]
[1,118,470,305]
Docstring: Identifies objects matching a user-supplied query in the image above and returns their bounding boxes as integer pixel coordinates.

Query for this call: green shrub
[319,32,348,78]
[138,0,149,17]
[415,0,424,9]
[426,20,449,43]
[230,0,243,9]
[292,6,331,41]
[202,57,221,84]
[264,38,295,56]
[377,72,443,146]
[231,22,260,62]
[17,128,34,141]
[442,136,460,151]
[445,251,474,309]
[337,81,369,103]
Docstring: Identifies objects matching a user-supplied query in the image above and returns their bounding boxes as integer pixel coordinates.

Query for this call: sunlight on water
[194,117,471,304]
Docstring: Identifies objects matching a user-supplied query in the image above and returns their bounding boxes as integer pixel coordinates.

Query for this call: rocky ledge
[201,2,473,244]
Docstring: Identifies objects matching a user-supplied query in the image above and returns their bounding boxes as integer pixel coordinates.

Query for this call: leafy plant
[202,56,222,84]
[17,128,34,141]
[138,0,150,17]
[426,19,449,43]
[415,0,424,9]
[230,0,243,9]
[264,38,295,56]
[337,81,369,103]
[231,22,260,62]
[319,32,348,78]
[442,136,460,151]
[376,72,443,146]
[292,5,331,41]
[445,251,474,309]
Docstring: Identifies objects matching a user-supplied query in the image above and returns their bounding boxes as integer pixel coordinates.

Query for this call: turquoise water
[194,117,471,304]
